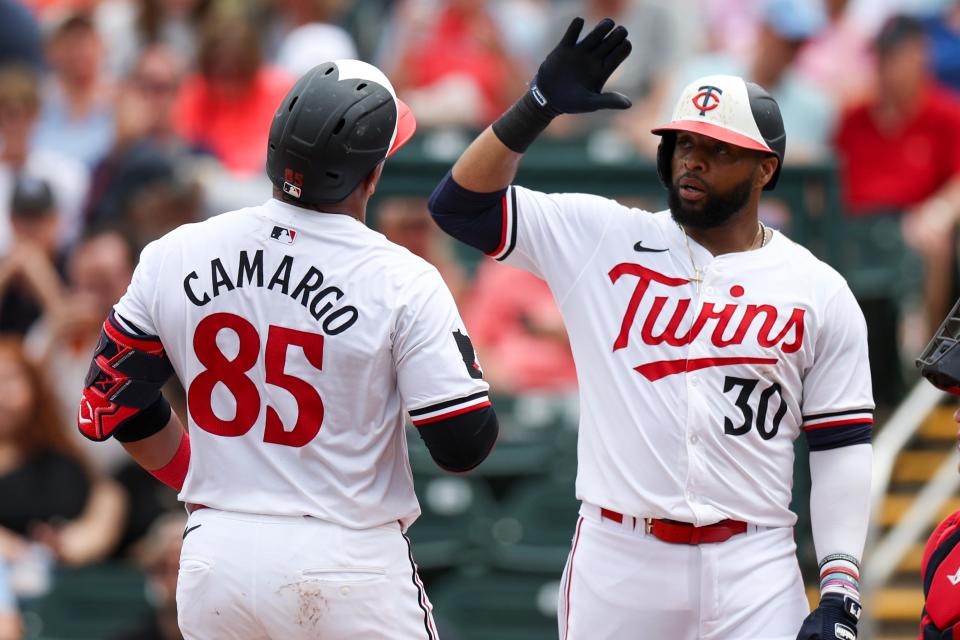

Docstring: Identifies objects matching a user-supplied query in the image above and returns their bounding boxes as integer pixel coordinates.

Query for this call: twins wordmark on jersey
[489,186,873,527]
[608,261,804,381]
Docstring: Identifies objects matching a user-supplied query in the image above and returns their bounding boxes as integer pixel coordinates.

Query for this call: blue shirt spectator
[0,0,43,70]
[923,9,960,93]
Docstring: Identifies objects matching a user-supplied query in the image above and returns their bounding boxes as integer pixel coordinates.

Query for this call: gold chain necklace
[679,223,766,292]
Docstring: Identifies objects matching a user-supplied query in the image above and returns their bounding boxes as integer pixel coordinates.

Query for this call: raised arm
[430,17,632,250]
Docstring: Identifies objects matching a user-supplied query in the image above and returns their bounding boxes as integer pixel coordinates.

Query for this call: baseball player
[76,60,499,639]
[916,299,960,639]
[429,18,872,640]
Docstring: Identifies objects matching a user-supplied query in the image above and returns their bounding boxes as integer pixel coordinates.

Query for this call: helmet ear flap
[656,133,675,190]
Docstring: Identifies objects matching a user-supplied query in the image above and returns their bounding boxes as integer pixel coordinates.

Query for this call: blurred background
[0,0,958,638]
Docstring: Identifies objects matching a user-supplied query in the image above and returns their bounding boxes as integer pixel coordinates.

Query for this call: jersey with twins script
[113,198,489,529]
[487,187,873,527]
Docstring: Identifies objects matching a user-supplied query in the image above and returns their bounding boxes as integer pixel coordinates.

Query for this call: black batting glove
[492,17,632,152]
[532,16,632,116]
[796,593,862,640]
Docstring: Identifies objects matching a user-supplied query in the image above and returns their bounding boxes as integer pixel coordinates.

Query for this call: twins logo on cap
[692,85,723,116]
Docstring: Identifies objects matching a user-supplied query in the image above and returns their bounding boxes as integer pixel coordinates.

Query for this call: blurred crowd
[0,0,957,637]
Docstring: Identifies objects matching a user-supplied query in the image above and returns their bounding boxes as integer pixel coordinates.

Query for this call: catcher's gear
[652,75,786,191]
[492,16,632,153]
[796,593,862,640]
[919,511,960,638]
[78,312,173,442]
[266,59,416,206]
[917,297,960,395]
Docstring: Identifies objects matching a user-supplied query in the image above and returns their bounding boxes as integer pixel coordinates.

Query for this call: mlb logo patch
[283,181,302,198]
[271,226,297,244]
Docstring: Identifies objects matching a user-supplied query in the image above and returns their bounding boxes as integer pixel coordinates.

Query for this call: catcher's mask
[266,59,416,206]
[651,74,786,191]
[917,297,960,395]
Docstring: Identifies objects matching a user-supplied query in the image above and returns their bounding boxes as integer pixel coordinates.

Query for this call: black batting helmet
[651,75,786,191]
[918,297,960,395]
[266,59,416,206]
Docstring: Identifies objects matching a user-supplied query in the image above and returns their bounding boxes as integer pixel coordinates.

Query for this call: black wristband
[492,90,558,154]
[114,395,173,443]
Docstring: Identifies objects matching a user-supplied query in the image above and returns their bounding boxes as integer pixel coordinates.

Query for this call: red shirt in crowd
[834,84,960,214]
[174,67,294,176]
[463,261,577,393]
[399,6,514,125]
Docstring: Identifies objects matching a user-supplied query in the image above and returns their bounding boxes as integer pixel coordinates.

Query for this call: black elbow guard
[415,405,499,472]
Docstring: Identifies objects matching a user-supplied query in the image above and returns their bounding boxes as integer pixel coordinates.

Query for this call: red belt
[600,508,748,545]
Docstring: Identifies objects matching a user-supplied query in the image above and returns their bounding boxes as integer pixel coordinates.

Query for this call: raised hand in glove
[493,17,632,152]
[796,593,862,640]
[532,17,632,116]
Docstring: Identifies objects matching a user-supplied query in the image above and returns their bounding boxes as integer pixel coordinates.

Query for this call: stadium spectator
[26,229,135,473]
[84,45,197,230]
[33,12,115,169]
[795,0,876,108]
[0,65,89,254]
[922,0,960,94]
[0,0,43,70]
[0,337,126,572]
[651,0,835,161]
[376,197,467,304]
[0,177,66,335]
[834,14,960,335]
[173,13,294,176]
[265,0,358,79]
[383,0,526,128]
[462,261,576,393]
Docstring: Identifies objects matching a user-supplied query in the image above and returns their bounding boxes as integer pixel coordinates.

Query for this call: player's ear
[755,155,779,190]
[362,162,385,198]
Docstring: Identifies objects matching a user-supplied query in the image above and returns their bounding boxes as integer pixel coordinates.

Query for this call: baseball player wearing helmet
[76,60,499,639]
[429,18,873,640]
[916,299,960,639]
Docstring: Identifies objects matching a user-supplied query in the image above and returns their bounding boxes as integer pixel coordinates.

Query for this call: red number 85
[187,313,324,447]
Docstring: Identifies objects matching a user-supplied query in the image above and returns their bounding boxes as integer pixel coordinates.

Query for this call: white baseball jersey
[114,198,489,529]
[488,186,873,528]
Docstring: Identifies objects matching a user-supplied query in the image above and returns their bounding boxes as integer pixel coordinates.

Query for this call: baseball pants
[176,508,438,639]
[558,503,809,640]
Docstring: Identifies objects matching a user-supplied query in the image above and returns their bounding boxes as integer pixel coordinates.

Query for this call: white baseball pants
[176,508,438,639]
[558,503,809,640]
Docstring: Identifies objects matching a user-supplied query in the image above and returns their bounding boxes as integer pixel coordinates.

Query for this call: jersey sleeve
[113,237,166,336]
[489,185,620,300]
[394,267,490,426]
[800,285,874,451]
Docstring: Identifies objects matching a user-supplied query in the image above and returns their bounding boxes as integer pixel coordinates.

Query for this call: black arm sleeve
[415,404,499,473]
[427,171,507,254]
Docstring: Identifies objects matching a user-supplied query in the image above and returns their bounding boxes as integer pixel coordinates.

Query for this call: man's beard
[668,174,754,229]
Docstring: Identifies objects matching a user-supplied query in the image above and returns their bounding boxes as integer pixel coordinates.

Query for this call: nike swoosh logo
[949,567,960,585]
[182,524,202,540]
[634,241,669,253]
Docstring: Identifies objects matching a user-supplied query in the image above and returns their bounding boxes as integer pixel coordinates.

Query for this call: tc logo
[692,85,723,116]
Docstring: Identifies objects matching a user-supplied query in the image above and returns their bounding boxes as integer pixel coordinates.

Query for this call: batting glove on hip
[796,593,862,640]
[492,17,632,152]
